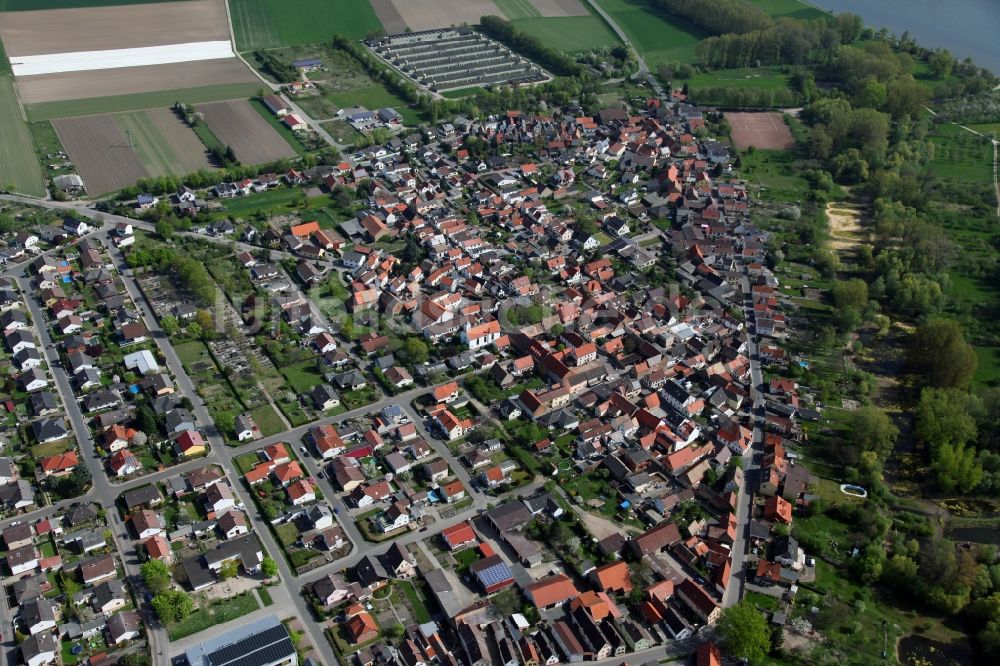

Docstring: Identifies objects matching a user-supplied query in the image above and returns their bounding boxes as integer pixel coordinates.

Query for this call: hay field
[377,0,502,33]
[17,59,257,105]
[0,0,229,55]
[53,115,149,194]
[116,107,213,176]
[198,100,297,165]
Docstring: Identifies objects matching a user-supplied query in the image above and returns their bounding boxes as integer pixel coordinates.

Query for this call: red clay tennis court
[726,111,795,150]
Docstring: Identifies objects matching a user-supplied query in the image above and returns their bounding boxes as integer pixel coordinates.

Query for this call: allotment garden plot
[198,100,298,164]
[369,29,548,94]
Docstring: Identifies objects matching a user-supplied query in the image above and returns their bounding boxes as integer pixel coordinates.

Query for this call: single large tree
[718,600,771,665]
[140,559,171,594]
[844,406,898,464]
[908,319,977,389]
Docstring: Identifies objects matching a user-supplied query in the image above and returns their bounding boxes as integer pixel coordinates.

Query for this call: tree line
[479,15,584,77]
[652,0,773,36]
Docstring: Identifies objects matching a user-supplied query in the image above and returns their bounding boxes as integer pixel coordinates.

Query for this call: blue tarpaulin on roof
[620,500,631,509]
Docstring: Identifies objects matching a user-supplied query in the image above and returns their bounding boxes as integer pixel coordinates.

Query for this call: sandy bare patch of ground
[726,111,795,150]
[0,0,229,56]
[145,107,215,173]
[531,0,589,16]
[198,99,297,165]
[53,116,148,195]
[384,0,502,32]
[826,202,866,253]
[370,0,409,34]
[578,508,640,540]
[16,59,257,105]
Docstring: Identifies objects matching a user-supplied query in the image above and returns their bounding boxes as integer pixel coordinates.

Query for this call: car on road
[333,507,340,514]
[299,446,308,455]
[317,471,324,479]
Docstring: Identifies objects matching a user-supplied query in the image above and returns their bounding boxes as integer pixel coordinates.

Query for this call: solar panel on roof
[476,562,513,588]
[205,626,294,666]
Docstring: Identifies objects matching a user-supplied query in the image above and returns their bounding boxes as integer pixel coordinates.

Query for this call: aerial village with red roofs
[0,91,821,666]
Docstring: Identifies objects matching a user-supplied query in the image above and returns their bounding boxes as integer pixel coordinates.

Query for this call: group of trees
[253,50,298,83]
[479,15,583,77]
[653,0,772,36]
[126,244,217,308]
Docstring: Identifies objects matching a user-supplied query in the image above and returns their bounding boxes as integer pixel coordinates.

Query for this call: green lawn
[969,122,1000,137]
[250,404,285,437]
[281,360,323,393]
[25,83,263,121]
[440,87,488,99]
[594,0,705,67]
[31,439,72,459]
[737,148,813,202]
[257,587,274,606]
[230,0,384,51]
[235,452,262,475]
[327,85,422,125]
[29,120,69,180]
[168,592,260,640]
[395,579,431,623]
[275,522,299,546]
[510,2,621,53]
[0,76,47,196]
[687,67,792,91]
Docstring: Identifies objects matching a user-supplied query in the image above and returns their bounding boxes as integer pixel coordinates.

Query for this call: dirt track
[199,100,297,165]
[16,59,256,105]
[53,116,148,195]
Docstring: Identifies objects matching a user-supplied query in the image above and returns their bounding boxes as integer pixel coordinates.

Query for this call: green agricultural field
[25,83,262,121]
[595,0,704,67]
[745,0,827,20]
[230,0,384,52]
[114,111,193,176]
[0,77,47,196]
[510,13,621,52]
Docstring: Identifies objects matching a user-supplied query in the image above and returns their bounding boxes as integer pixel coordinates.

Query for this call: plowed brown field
[53,116,148,195]
[198,100,297,165]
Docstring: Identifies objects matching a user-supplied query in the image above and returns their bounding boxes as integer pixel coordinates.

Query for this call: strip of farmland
[17,59,258,106]
[197,100,297,165]
[379,0,503,33]
[26,84,262,122]
[11,41,236,76]
[0,76,46,196]
[53,115,149,195]
[0,0,230,55]
[115,108,214,177]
